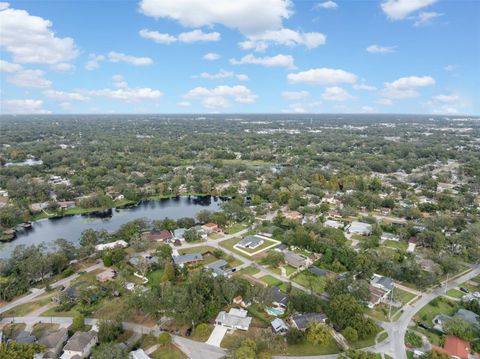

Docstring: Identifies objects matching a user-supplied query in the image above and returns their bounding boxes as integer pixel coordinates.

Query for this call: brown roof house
[60,331,97,359]
[38,328,68,358]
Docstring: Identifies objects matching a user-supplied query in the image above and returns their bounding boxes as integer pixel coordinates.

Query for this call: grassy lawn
[368,304,391,322]
[235,266,260,277]
[3,294,53,317]
[190,324,214,341]
[147,269,164,285]
[151,345,187,359]
[414,297,458,324]
[93,297,128,319]
[270,265,296,276]
[383,240,407,250]
[412,326,444,346]
[470,275,480,284]
[179,246,217,255]
[378,331,388,343]
[394,288,417,304]
[32,323,59,338]
[225,223,248,234]
[219,237,252,259]
[2,323,26,338]
[281,340,341,356]
[446,288,465,299]
[42,306,80,317]
[259,275,283,287]
[459,281,480,293]
[291,271,327,294]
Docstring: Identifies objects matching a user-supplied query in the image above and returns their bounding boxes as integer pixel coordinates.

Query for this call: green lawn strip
[382,240,408,250]
[281,340,341,356]
[259,275,283,287]
[3,294,53,317]
[147,269,164,286]
[235,266,260,277]
[291,271,326,294]
[446,288,465,299]
[151,345,187,359]
[225,223,248,235]
[412,326,444,346]
[470,275,480,284]
[179,246,217,255]
[378,331,388,343]
[393,287,416,304]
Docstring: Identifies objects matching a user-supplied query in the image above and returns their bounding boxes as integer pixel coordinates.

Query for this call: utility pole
[388,286,394,322]
[445,272,449,294]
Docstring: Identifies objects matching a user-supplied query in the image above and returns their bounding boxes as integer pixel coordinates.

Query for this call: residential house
[285,210,303,222]
[432,314,452,332]
[95,240,128,252]
[172,253,203,268]
[327,209,342,219]
[259,226,276,238]
[57,201,76,210]
[284,250,311,269]
[433,336,470,359]
[14,331,36,344]
[38,328,68,358]
[215,308,252,331]
[308,266,330,278]
[368,274,394,308]
[236,235,265,249]
[30,202,49,213]
[60,331,97,359]
[128,255,159,269]
[324,220,343,229]
[141,230,172,242]
[371,274,394,292]
[173,228,186,241]
[290,313,327,331]
[202,223,222,234]
[129,349,152,359]
[205,259,231,278]
[381,232,400,242]
[455,308,479,327]
[345,221,372,236]
[271,318,289,334]
[407,237,417,253]
[96,268,116,283]
[271,286,289,310]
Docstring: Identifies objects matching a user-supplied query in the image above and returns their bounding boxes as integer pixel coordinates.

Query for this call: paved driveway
[206,325,228,347]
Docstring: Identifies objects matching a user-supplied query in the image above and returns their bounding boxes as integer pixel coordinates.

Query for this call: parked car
[460,287,469,293]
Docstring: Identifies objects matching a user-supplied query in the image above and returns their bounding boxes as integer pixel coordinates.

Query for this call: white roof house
[215,308,252,331]
[324,220,343,229]
[345,221,372,235]
[95,240,128,251]
[129,349,152,359]
[271,318,289,333]
[381,232,400,242]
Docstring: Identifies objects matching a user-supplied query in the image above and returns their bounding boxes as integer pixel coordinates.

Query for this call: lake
[0,196,222,259]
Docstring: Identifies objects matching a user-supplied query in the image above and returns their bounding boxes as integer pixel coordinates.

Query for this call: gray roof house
[291,313,327,331]
[271,286,289,309]
[308,266,329,277]
[381,232,400,242]
[371,274,394,292]
[14,330,36,344]
[284,250,310,269]
[129,349,152,359]
[345,221,373,236]
[215,308,252,331]
[61,331,97,359]
[38,328,68,358]
[271,318,289,334]
[237,235,265,249]
[172,253,203,267]
[455,309,479,327]
[205,259,230,277]
[173,228,186,240]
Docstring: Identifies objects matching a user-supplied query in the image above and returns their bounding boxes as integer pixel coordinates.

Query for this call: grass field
[3,294,53,317]
[446,288,465,299]
[147,269,164,285]
[259,275,283,287]
[291,271,327,294]
[151,345,187,359]
[383,240,408,250]
[225,223,248,234]
[394,288,417,304]
[414,297,458,324]
[235,266,260,277]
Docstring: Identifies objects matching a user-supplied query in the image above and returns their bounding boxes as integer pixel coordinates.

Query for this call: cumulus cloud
[0,99,50,114]
[107,52,153,66]
[432,94,459,103]
[0,5,78,65]
[353,84,377,91]
[8,69,51,89]
[50,63,74,72]
[381,0,437,20]
[204,53,220,61]
[413,11,442,26]
[287,68,358,85]
[380,75,435,99]
[177,101,192,107]
[197,69,249,81]
[43,90,90,101]
[139,0,292,36]
[239,28,326,51]
[315,1,338,9]
[184,85,257,109]
[230,54,295,69]
[85,88,163,102]
[321,86,353,101]
[0,59,22,73]
[139,29,220,44]
[282,91,310,100]
[366,44,396,54]
[85,54,105,70]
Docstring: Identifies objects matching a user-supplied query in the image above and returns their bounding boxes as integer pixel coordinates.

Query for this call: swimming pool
[266,307,284,316]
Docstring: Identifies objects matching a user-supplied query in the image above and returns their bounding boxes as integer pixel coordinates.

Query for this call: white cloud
[0,99,50,114]
[287,67,358,85]
[381,0,437,20]
[139,0,292,36]
[204,52,220,61]
[139,29,177,44]
[353,84,377,91]
[139,29,220,44]
[0,2,9,10]
[113,81,128,88]
[112,74,123,81]
[239,28,326,51]
[315,1,338,9]
[178,29,220,43]
[321,86,353,101]
[434,106,459,114]
[86,88,163,102]
[444,64,457,72]
[432,94,459,103]
[177,101,192,107]
[50,62,74,72]
[108,52,153,66]
[413,11,442,26]
[43,90,90,101]
[360,106,376,113]
[184,85,257,109]
[197,69,249,81]
[380,75,435,99]
[8,69,51,89]
[0,5,78,64]
[0,59,22,73]
[282,91,310,100]
[286,103,307,113]
[377,98,393,106]
[85,54,105,70]
[231,54,295,69]
[366,44,396,54]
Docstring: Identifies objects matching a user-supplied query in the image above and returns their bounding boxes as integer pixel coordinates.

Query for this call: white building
[345,221,373,236]
[324,220,343,229]
[95,240,128,251]
[60,331,97,359]
[215,308,252,331]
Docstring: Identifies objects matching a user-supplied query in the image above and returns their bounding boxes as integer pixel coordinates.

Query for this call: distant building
[60,331,97,359]
[371,274,394,291]
[95,240,128,251]
[381,232,400,242]
[285,210,303,221]
[455,308,479,327]
[96,268,116,283]
[284,250,311,269]
[324,220,343,229]
[215,308,252,331]
[205,259,231,277]
[290,313,327,331]
[201,223,222,234]
[345,221,372,236]
[407,237,417,253]
[129,349,152,359]
[142,230,172,242]
[308,266,330,278]
[173,228,186,240]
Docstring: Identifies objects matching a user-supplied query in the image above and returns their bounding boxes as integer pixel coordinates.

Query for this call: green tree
[92,343,128,359]
[306,321,331,345]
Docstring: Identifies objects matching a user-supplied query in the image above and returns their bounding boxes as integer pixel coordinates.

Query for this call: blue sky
[0,0,479,115]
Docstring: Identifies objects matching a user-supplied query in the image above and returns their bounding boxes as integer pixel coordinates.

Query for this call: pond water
[0,196,222,259]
